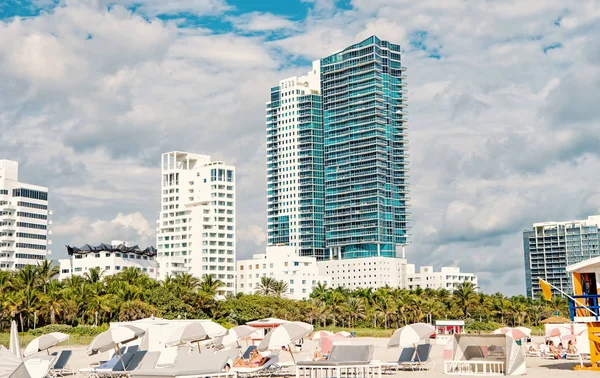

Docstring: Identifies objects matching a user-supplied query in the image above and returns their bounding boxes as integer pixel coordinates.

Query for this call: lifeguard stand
[566,257,600,371]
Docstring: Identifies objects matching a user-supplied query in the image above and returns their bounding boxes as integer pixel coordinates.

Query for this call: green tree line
[0,262,569,332]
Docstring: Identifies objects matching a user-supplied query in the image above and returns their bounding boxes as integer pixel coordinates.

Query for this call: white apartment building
[266,62,327,259]
[406,265,478,292]
[57,240,158,280]
[157,152,236,296]
[236,246,329,300]
[0,160,51,270]
[317,257,409,290]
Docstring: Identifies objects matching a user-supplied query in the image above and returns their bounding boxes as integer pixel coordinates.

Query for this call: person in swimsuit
[233,350,270,367]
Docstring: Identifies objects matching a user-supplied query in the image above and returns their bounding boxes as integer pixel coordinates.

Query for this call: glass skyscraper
[266,36,410,261]
[523,215,600,298]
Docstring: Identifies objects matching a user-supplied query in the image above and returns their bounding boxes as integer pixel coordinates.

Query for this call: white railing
[297,364,382,378]
[444,360,505,375]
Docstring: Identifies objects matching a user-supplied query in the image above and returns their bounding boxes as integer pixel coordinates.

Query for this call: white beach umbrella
[0,346,29,378]
[87,325,145,370]
[310,330,334,341]
[387,323,435,348]
[257,322,313,363]
[165,321,227,350]
[493,327,527,340]
[9,320,21,359]
[215,325,255,347]
[514,327,532,337]
[23,332,69,357]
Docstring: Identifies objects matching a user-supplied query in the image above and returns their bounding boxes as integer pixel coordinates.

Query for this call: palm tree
[310,282,329,301]
[255,276,277,296]
[84,267,105,284]
[40,280,64,324]
[345,297,366,327]
[200,275,225,297]
[272,280,289,298]
[453,281,479,318]
[173,273,201,292]
[36,260,59,294]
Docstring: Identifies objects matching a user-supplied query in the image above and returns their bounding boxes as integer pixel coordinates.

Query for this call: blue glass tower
[321,36,410,259]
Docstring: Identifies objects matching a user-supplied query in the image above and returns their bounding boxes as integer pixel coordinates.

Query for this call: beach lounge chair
[403,344,434,371]
[233,354,281,377]
[381,346,415,372]
[129,348,236,378]
[241,346,258,360]
[50,350,74,377]
[25,355,56,378]
[80,351,136,377]
[296,345,380,378]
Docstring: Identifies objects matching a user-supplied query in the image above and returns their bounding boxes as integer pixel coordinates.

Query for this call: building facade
[406,265,478,292]
[321,35,410,260]
[156,152,236,296]
[236,246,329,300]
[523,215,600,298]
[266,36,410,272]
[316,256,408,290]
[58,241,158,280]
[0,160,51,270]
[266,62,326,259]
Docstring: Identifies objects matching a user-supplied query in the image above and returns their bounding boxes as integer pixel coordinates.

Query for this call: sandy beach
[49,335,598,377]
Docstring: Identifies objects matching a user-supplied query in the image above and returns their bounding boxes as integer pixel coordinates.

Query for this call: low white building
[236,246,329,300]
[406,265,478,292]
[316,257,409,290]
[58,240,158,280]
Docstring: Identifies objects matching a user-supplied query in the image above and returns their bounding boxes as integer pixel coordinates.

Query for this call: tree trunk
[19,313,24,332]
[50,309,56,324]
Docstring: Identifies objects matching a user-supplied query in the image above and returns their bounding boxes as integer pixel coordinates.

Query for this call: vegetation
[0,263,569,334]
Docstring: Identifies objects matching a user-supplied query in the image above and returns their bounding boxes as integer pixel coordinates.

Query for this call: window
[12,188,48,201]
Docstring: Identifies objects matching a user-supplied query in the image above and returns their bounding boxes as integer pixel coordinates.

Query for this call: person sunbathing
[233,350,270,368]
[313,350,328,361]
[567,340,577,355]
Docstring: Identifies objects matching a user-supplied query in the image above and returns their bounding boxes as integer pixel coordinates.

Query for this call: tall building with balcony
[266,36,410,271]
[156,152,236,296]
[523,215,600,298]
[266,62,326,259]
[321,35,410,259]
[0,160,51,270]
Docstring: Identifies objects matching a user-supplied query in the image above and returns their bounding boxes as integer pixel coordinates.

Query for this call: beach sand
[54,335,597,377]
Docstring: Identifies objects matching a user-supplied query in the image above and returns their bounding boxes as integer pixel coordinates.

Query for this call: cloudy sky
[1,0,599,295]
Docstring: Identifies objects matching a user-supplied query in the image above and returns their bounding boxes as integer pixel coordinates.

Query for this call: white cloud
[228,12,299,32]
[53,212,155,247]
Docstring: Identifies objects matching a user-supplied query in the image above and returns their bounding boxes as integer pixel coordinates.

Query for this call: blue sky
[0,0,598,295]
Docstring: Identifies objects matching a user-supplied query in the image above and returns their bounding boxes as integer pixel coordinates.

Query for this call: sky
[0,0,599,296]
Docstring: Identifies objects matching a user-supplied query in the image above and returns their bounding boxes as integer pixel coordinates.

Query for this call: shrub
[465,321,503,333]
[29,324,73,336]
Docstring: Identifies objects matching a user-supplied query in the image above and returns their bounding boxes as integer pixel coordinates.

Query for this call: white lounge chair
[296,345,381,378]
[25,355,56,378]
[130,348,236,378]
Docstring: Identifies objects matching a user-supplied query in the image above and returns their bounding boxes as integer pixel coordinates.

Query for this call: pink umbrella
[320,335,346,354]
[492,327,527,340]
[546,326,571,338]
[310,330,334,341]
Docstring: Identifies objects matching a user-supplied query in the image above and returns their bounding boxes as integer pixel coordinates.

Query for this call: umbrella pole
[197,341,202,354]
[115,345,127,372]
[288,344,296,364]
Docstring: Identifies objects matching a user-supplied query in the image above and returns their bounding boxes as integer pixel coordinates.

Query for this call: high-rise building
[266,62,325,259]
[0,160,51,270]
[321,36,410,259]
[523,215,600,298]
[156,152,236,296]
[266,35,410,268]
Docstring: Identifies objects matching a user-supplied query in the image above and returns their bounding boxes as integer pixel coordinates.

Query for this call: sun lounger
[241,346,258,360]
[233,355,281,377]
[403,344,434,371]
[381,346,415,371]
[80,352,136,377]
[50,350,74,377]
[296,345,380,378]
[25,355,56,378]
[130,348,236,378]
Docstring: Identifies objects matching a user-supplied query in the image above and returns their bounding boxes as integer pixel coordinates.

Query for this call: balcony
[569,294,600,322]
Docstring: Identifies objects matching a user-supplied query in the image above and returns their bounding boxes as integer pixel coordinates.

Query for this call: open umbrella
[335,331,352,338]
[0,346,29,378]
[87,325,145,371]
[320,334,346,354]
[215,325,255,347]
[493,327,527,340]
[9,320,20,359]
[387,323,434,368]
[257,322,313,363]
[387,323,434,348]
[23,332,69,357]
[165,321,227,351]
[310,330,334,340]
[515,327,532,336]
